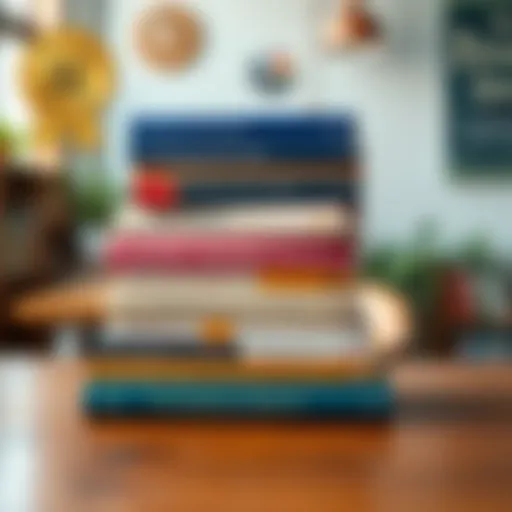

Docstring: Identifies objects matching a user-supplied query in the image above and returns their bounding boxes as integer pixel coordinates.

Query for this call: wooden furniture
[0,360,510,510]
[0,166,74,347]
[9,278,107,327]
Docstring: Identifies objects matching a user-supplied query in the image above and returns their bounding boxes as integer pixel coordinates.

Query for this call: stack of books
[83,115,394,419]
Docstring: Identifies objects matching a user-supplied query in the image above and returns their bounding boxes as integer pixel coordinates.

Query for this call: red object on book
[132,172,180,211]
[105,233,355,273]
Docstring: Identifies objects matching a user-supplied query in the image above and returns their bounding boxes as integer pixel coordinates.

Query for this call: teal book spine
[83,379,393,420]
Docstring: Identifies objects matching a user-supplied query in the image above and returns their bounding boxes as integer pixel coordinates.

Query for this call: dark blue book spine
[181,181,357,207]
[132,115,356,163]
[83,380,393,419]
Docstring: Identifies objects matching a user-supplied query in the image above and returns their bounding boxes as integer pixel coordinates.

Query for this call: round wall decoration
[134,4,204,71]
[250,51,296,96]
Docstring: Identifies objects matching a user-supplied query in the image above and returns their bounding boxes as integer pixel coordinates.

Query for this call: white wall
[105,0,512,251]
[0,0,30,126]
[105,0,331,178]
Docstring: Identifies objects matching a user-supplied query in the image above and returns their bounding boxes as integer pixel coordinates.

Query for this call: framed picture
[447,0,512,177]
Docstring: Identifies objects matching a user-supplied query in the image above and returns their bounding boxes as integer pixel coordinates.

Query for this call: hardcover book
[113,202,353,236]
[105,233,355,273]
[83,379,393,420]
[107,275,357,325]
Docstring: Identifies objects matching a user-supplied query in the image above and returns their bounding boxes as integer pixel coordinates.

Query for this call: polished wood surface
[9,278,108,325]
[0,361,511,511]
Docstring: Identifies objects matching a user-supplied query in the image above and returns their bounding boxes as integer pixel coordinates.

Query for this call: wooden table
[9,279,108,326]
[0,360,511,511]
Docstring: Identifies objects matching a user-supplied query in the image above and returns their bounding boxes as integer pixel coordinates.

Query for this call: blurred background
[1,0,512,363]
[2,3,512,510]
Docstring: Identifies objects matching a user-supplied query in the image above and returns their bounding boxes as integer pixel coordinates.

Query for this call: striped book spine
[86,359,379,381]
[96,323,367,361]
[133,175,357,211]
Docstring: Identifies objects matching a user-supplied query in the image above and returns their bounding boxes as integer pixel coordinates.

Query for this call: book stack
[83,115,395,419]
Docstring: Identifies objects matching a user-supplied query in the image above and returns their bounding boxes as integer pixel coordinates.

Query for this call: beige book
[108,276,356,324]
[112,202,353,236]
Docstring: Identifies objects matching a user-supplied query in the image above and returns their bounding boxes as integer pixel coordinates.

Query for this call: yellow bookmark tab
[201,317,236,345]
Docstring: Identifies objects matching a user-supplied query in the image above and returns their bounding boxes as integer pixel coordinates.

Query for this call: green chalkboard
[448,0,512,177]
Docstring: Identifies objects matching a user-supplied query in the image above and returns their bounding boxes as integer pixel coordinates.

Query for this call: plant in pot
[0,120,19,164]
[68,171,121,266]
[364,221,498,357]
[450,235,512,360]
[363,221,447,355]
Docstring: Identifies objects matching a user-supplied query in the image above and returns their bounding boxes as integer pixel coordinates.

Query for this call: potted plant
[364,221,500,357]
[68,170,121,265]
[364,221,452,355]
[364,222,443,318]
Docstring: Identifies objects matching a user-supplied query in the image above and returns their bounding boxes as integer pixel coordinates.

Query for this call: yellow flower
[19,27,115,149]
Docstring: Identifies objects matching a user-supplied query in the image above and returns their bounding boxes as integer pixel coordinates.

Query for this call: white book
[101,321,368,360]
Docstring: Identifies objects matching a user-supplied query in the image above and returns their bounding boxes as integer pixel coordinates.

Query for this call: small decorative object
[132,172,180,211]
[19,27,115,149]
[322,0,381,52]
[250,51,295,95]
[134,4,203,71]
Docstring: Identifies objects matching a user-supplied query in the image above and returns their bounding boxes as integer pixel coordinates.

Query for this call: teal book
[83,379,393,420]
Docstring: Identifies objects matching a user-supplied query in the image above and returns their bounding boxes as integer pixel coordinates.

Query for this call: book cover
[107,275,356,325]
[98,320,368,360]
[113,202,354,237]
[86,358,381,382]
[135,161,356,183]
[131,115,356,162]
[132,176,357,211]
[105,233,355,273]
[83,379,393,419]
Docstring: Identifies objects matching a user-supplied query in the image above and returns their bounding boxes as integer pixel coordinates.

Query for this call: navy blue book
[83,379,393,420]
[181,181,357,207]
[132,115,357,163]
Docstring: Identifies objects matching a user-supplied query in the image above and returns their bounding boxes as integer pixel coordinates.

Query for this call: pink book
[105,233,356,273]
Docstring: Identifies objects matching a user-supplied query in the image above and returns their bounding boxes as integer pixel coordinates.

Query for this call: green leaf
[67,170,122,227]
